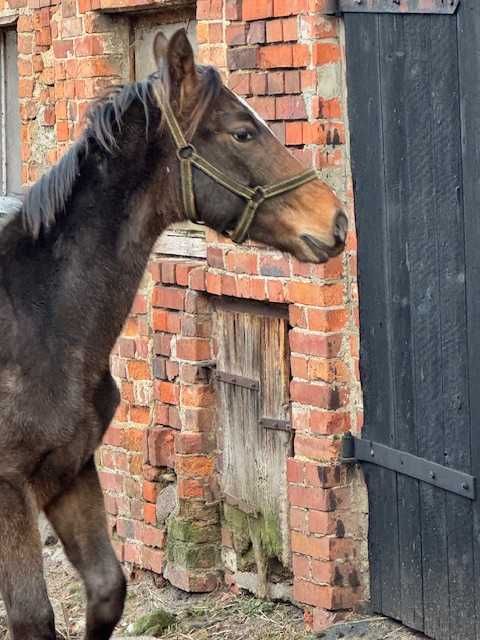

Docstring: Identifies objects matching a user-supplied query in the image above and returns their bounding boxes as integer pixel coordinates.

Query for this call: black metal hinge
[342,432,476,500]
[260,417,292,432]
[322,0,459,14]
[215,370,259,391]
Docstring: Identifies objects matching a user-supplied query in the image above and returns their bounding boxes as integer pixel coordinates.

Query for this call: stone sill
[97,0,194,13]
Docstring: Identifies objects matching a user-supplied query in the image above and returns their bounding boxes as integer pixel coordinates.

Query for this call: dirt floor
[0,541,426,640]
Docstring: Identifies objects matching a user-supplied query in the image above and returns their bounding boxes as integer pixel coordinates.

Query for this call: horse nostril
[334,210,348,244]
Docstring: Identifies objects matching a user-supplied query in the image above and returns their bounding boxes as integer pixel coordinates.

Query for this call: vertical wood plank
[376,14,424,631]
[344,12,400,619]
[457,2,480,638]
[428,13,475,640]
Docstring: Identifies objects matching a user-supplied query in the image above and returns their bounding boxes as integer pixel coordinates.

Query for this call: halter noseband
[155,87,319,244]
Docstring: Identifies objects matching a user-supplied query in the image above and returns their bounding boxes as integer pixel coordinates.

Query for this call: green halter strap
[155,87,319,244]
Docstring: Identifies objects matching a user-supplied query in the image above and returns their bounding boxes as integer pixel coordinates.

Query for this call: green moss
[223,505,283,565]
[168,518,219,544]
[128,609,176,637]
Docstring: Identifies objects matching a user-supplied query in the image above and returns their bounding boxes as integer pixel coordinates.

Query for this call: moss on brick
[168,540,220,570]
[168,518,219,544]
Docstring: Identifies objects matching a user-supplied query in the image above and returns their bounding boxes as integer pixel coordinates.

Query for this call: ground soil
[0,542,425,640]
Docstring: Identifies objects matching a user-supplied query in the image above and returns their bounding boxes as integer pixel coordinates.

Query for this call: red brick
[286,121,303,146]
[181,384,215,408]
[290,507,308,533]
[283,17,298,41]
[308,511,338,535]
[285,70,301,93]
[251,72,268,95]
[313,42,341,65]
[176,338,211,362]
[156,381,179,405]
[289,330,342,357]
[152,286,185,310]
[142,547,165,573]
[148,427,175,468]
[294,580,332,608]
[130,406,150,425]
[247,20,266,44]
[176,432,212,455]
[225,250,258,275]
[143,481,158,503]
[273,0,308,15]
[243,0,273,20]
[294,433,341,461]
[276,95,307,120]
[144,503,157,525]
[286,282,344,306]
[290,380,347,409]
[141,524,166,549]
[291,355,308,378]
[176,455,215,478]
[266,18,283,42]
[226,0,242,18]
[178,478,205,499]
[288,486,334,511]
[268,71,284,95]
[75,35,104,57]
[293,554,311,580]
[309,410,349,435]
[259,44,292,69]
[228,46,259,71]
[197,0,223,19]
[206,272,222,295]
[127,360,150,380]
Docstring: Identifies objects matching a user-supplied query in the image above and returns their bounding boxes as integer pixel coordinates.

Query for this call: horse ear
[152,31,168,69]
[167,28,197,99]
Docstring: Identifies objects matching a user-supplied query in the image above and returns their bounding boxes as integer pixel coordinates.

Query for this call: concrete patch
[317,617,427,640]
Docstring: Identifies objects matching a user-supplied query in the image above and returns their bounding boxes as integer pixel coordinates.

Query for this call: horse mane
[21,64,222,240]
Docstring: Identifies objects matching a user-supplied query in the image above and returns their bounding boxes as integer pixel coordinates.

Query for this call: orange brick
[259,44,292,68]
[313,42,341,65]
[243,0,273,20]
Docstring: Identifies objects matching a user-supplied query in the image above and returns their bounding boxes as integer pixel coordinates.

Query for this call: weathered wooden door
[214,299,292,597]
[343,1,480,638]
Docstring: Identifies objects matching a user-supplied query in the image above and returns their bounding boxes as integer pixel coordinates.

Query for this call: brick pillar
[147,260,222,592]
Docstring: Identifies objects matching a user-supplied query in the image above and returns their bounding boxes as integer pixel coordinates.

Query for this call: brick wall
[6,0,368,633]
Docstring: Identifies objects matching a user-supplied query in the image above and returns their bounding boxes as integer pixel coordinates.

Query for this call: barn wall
[5,0,368,632]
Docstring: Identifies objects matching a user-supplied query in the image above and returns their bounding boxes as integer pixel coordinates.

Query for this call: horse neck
[39,130,177,359]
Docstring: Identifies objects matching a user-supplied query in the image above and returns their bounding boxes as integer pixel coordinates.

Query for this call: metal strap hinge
[260,417,292,432]
[215,370,259,391]
[342,432,476,500]
[322,0,460,14]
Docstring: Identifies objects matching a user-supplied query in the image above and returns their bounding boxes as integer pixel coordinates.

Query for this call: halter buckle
[177,144,196,160]
[252,186,266,204]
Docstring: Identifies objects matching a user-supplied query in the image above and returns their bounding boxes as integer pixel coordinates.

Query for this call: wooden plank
[344,13,400,618]
[4,30,20,197]
[376,15,423,631]
[427,13,475,640]
[215,308,292,568]
[456,2,480,638]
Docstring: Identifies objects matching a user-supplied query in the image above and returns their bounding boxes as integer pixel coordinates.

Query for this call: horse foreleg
[45,458,126,640]
[0,478,56,640]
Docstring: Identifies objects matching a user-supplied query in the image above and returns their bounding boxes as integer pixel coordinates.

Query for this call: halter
[154,87,319,244]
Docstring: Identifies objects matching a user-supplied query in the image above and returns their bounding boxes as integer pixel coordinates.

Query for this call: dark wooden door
[344,2,480,638]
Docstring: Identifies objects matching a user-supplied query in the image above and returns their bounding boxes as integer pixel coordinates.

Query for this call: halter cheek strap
[155,87,319,244]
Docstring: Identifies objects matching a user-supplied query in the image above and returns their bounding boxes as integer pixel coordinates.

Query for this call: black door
[344,1,480,638]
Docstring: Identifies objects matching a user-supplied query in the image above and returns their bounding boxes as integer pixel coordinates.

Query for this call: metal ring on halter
[177,144,196,161]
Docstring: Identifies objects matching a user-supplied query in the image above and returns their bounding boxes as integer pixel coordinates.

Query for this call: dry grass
[0,544,313,640]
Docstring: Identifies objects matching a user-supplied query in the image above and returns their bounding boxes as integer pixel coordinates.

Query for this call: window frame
[132,15,206,258]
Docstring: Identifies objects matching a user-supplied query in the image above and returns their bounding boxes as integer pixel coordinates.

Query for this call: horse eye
[232,129,254,143]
